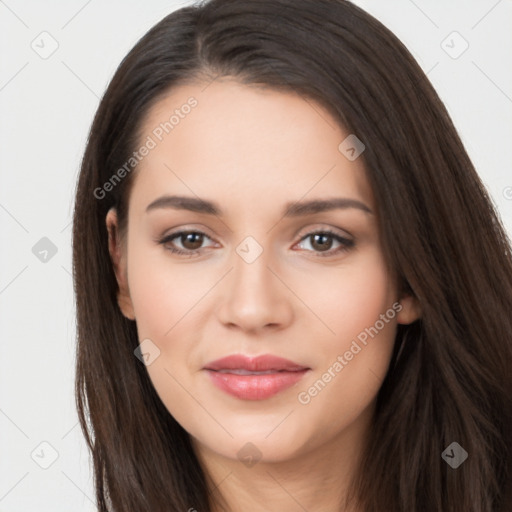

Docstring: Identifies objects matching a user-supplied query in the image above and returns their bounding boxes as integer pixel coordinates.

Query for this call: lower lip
[204,369,310,400]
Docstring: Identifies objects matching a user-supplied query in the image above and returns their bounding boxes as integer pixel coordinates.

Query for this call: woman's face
[107,78,419,465]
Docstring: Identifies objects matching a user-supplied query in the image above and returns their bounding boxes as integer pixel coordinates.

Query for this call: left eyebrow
[145,195,373,216]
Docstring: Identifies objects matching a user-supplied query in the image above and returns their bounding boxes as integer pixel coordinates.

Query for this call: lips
[203,354,310,400]
[203,354,309,373]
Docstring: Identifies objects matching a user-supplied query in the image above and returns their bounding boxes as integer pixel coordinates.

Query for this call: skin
[106,78,421,512]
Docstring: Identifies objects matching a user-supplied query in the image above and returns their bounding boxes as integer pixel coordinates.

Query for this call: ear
[396,293,421,325]
[106,208,135,320]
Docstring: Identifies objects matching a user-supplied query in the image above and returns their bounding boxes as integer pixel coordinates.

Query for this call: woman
[72,0,512,510]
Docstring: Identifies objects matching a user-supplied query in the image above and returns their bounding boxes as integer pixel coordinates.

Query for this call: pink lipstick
[203,354,310,400]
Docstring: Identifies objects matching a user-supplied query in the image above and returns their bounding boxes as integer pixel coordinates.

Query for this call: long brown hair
[72,1,512,510]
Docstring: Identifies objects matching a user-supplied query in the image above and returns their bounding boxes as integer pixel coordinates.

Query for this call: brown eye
[158,230,214,256]
[310,233,334,252]
[296,230,355,257]
[179,232,204,250]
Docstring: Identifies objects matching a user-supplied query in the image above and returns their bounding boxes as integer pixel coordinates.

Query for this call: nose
[215,246,294,334]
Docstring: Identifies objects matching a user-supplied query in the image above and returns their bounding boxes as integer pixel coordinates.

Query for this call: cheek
[127,245,210,339]
[298,248,396,345]
[126,247,207,413]
[293,249,397,420]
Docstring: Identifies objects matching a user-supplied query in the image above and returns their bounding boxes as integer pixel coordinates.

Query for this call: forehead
[130,79,374,215]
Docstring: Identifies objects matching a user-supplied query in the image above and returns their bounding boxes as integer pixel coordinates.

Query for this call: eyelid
[159,224,217,242]
[294,223,353,240]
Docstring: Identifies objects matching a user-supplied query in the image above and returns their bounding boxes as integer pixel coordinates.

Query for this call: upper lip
[203,354,309,372]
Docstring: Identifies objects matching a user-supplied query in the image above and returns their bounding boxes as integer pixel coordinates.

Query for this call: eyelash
[157,228,355,258]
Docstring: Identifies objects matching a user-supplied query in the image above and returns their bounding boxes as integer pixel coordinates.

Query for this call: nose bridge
[215,233,293,331]
[231,234,277,302]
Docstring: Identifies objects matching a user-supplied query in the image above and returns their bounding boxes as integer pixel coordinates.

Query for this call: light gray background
[1,1,511,510]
